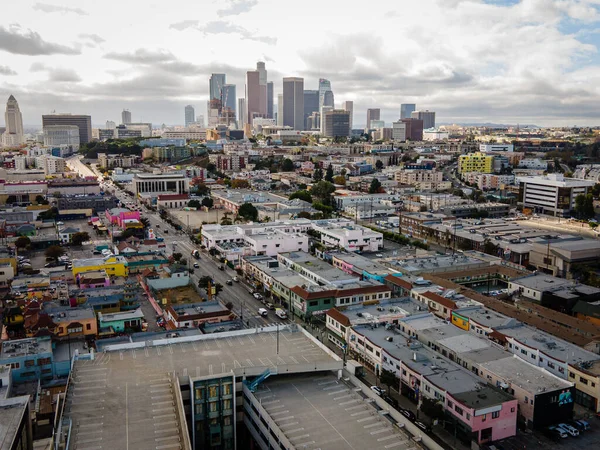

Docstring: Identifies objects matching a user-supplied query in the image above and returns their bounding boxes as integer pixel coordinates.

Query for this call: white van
[258,308,268,317]
[275,308,287,319]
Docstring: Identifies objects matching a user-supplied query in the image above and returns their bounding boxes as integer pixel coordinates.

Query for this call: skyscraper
[209,74,226,102]
[184,105,195,127]
[245,70,261,125]
[322,110,350,138]
[277,94,283,127]
[2,95,24,147]
[366,109,380,130]
[256,61,268,118]
[318,78,334,109]
[282,77,304,130]
[42,114,92,144]
[400,104,416,119]
[342,101,354,130]
[303,90,319,130]
[411,110,436,129]
[121,109,132,125]
[221,84,236,114]
[238,98,246,128]
[401,118,424,141]
[267,81,274,119]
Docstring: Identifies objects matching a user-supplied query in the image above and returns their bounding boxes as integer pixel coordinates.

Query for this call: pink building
[105,208,141,227]
[446,387,518,445]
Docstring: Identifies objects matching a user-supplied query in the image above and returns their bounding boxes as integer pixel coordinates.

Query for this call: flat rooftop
[510,274,573,291]
[66,326,342,450]
[279,251,357,283]
[341,298,428,324]
[0,337,52,359]
[170,301,227,315]
[455,306,519,329]
[253,374,416,450]
[452,385,515,410]
[388,253,488,274]
[0,396,30,450]
[481,355,573,394]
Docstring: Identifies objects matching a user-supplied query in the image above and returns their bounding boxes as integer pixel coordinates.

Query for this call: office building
[43,124,80,149]
[266,81,274,118]
[42,114,92,144]
[322,109,350,138]
[245,70,260,125]
[480,143,514,153]
[343,100,354,130]
[2,95,24,147]
[401,118,424,141]
[221,84,236,115]
[282,77,304,130]
[237,98,246,128]
[366,108,380,130]
[400,103,416,119]
[319,106,333,134]
[105,120,116,129]
[121,109,132,124]
[276,94,283,126]
[411,110,436,129]
[392,120,406,141]
[303,90,319,130]
[517,174,596,217]
[458,152,495,174]
[256,61,267,118]
[184,105,195,127]
[133,173,189,197]
[209,73,226,102]
[318,78,334,108]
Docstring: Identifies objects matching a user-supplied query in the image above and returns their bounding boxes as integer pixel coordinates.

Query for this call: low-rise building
[312,219,383,252]
[459,153,494,174]
[157,193,190,209]
[72,255,129,278]
[164,301,234,329]
[0,337,56,383]
[98,308,145,334]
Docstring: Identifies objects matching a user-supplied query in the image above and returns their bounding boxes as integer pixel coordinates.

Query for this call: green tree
[281,158,295,172]
[310,181,336,206]
[15,236,31,250]
[325,164,334,182]
[71,232,91,246]
[369,178,383,194]
[201,197,214,209]
[172,252,183,261]
[39,207,59,220]
[333,175,346,185]
[375,160,384,171]
[289,190,312,203]
[206,163,216,173]
[379,369,399,394]
[575,193,595,219]
[188,199,201,208]
[483,239,498,256]
[238,203,259,221]
[45,245,65,261]
[313,167,323,182]
[297,211,312,219]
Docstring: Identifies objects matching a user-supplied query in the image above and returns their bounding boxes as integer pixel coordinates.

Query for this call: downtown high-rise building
[401,118,424,141]
[282,77,304,130]
[411,110,436,129]
[366,108,380,130]
[209,74,226,102]
[318,78,334,109]
[400,104,416,119]
[42,113,92,144]
[267,81,274,119]
[303,90,319,131]
[277,94,283,127]
[238,98,246,128]
[2,95,24,147]
[184,105,195,127]
[342,101,354,130]
[256,62,267,119]
[245,70,261,125]
[322,109,350,138]
[221,84,236,114]
[121,109,132,125]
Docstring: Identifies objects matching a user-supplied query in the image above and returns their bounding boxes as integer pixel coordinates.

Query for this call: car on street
[370,386,384,396]
[546,426,568,439]
[193,262,199,268]
[266,302,275,310]
[253,293,263,300]
[557,423,579,436]
[414,421,431,433]
[226,279,233,285]
[258,308,268,317]
[376,253,383,257]
[399,408,417,422]
[219,265,225,271]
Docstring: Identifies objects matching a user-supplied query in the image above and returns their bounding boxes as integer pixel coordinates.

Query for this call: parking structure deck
[65,326,342,450]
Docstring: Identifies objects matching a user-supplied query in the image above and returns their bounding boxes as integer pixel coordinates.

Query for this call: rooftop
[0,337,52,359]
[452,385,515,410]
[336,298,429,325]
[169,301,228,316]
[252,374,415,450]
[98,308,144,322]
[454,306,519,329]
[66,326,342,450]
[509,274,573,292]
[0,396,30,450]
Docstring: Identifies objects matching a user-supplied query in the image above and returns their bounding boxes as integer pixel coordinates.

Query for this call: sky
[1,0,600,128]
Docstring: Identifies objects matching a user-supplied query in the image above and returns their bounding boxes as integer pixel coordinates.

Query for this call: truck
[275,308,288,319]
[191,249,200,259]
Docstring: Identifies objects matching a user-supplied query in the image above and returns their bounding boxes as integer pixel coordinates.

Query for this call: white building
[2,95,24,147]
[517,174,595,216]
[480,143,514,153]
[162,130,206,140]
[423,128,449,141]
[312,219,383,252]
[518,158,548,170]
[43,125,80,150]
[133,173,189,197]
[392,121,406,141]
[36,155,66,175]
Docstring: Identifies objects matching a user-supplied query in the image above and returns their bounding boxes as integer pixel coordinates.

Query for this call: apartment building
[312,219,383,252]
[395,168,443,184]
[458,153,495,174]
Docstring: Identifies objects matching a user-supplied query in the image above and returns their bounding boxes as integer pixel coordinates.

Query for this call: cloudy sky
[1,0,599,128]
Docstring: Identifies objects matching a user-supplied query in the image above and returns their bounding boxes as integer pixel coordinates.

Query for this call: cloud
[197,21,276,45]
[104,49,177,64]
[217,0,258,17]
[0,66,17,76]
[169,20,199,31]
[33,2,88,16]
[79,33,105,44]
[29,62,81,82]
[0,24,80,55]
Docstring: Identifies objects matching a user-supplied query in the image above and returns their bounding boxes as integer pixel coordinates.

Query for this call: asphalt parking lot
[497,422,600,450]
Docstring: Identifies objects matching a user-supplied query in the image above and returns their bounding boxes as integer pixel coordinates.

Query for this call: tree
[369,178,383,194]
[333,175,346,185]
[297,211,312,219]
[575,193,595,219]
[313,167,323,182]
[238,203,259,221]
[172,252,183,262]
[71,232,91,246]
[231,179,251,189]
[375,160,384,171]
[201,197,214,209]
[325,164,334,182]
[45,245,65,261]
[188,199,201,208]
[281,158,295,172]
[379,369,399,394]
[310,181,336,206]
[191,180,210,196]
[206,163,216,173]
[38,207,59,220]
[15,236,31,250]
[289,190,312,203]
[483,239,498,256]
[140,217,151,228]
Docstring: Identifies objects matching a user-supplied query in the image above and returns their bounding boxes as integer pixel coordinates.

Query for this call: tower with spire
[2,95,24,147]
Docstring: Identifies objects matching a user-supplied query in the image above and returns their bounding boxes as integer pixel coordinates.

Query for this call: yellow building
[458,152,494,174]
[72,255,129,278]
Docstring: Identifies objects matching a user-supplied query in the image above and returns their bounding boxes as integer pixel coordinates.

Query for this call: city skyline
[1,0,600,127]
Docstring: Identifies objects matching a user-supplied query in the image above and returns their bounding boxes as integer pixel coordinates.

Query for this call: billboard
[532,386,575,429]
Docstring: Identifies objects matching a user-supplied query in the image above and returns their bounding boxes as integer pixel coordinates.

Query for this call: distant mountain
[438,122,540,128]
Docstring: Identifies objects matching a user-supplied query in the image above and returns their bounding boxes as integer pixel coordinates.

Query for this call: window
[511,407,515,413]
[447,400,453,408]
[24,359,35,368]
[10,362,19,369]
[466,413,471,420]
[454,405,463,415]
[580,377,588,385]
[481,414,487,422]
[569,373,575,379]
[547,361,555,369]
[492,411,499,419]
[86,323,91,330]
[524,396,528,403]
[425,385,430,393]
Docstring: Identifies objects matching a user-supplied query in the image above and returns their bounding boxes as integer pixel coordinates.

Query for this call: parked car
[414,421,431,433]
[575,419,590,431]
[232,276,239,282]
[266,302,275,310]
[557,423,579,436]
[253,292,263,300]
[258,308,268,317]
[226,280,233,286]
[399,408,417,422]
[193,262,199,268]
[370,386,384,396]
[568,420,588,431]
[219,265,225,271]
[546,426,568,439]
[382,394,398,408]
